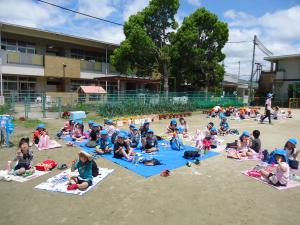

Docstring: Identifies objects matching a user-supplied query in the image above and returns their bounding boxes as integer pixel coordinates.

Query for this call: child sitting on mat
[140,121,150,137]
[128,124,135,139]
[105,120,116,137]
[205,122,214,139]
[72,121,85,141]
[33,124,47,144]
[167,119,177,134]
[113,132,134,160]
[85,124,99,148]
[218,117,229,136]
[87,120,94,132]
[178,118,188,133]
[250,130,261,153]
[96,130,113,154]
[142,129,159,153]
[68,151,93,191]
[38,129,51,149]
[284,138,298,160]
[130,126,141,148]
[237,131,254,157]
[57,120,75,138]
[9,137,35,176]
[259,149,289,186]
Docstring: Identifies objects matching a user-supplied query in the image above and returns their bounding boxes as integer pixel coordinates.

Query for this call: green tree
[170,8,229,90]
[110,0,179,92]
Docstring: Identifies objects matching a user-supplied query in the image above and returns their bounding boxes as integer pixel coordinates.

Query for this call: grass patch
[14,119,44,129]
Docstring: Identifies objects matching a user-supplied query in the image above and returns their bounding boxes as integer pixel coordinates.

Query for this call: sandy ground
[1,109,300,225]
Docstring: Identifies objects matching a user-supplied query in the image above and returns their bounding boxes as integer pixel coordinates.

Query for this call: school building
[260,54,300,101]
[0,22,160,99]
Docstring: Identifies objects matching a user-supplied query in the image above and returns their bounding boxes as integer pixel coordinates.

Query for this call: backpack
[91,160,99,177]
[183,151,200,159]
[170,137,184,151]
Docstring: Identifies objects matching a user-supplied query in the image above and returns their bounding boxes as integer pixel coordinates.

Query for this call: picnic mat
[64,136,220,178]
[226,149,261,161]
[35,168,114,196]
[242,170,300,190]
[35,140,62,151]
[0,170,50,182]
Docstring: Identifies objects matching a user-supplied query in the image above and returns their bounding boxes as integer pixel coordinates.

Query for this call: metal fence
[3,91,245,118]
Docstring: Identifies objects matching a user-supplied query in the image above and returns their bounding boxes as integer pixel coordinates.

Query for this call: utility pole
[249,35,257,103]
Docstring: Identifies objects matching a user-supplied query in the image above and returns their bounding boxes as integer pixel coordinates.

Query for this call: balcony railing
[6,51,44,66]
[1,50,117,74]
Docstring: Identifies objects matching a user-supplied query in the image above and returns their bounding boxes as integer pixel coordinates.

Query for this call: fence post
[42,94,46,118]
[24,96,29,119]
[58,97,62,118]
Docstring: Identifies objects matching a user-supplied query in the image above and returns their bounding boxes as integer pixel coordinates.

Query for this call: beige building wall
[44,55,80,78]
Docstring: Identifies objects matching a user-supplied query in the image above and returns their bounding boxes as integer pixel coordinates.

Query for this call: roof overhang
[0,21,119,49]
[264,53,300,62]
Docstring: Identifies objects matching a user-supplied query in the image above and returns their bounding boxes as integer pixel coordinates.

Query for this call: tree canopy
[110,2,228,92]
[170,8,229,89]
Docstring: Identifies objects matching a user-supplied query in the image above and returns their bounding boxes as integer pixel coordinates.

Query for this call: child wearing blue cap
[237,131,254,157]
[167,119,177,134]
[142,129,158,153]
[140,121,150,137]
[33,124,47,144]
[130,127,141,148]
[105,120,116,137]
[218,117,229,136]
[113,133,133,160]
[96,130,113,154]
[260,150,289,186]
[284,138,298,160]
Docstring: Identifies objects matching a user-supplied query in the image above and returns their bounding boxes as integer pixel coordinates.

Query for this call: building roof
[264,53,300,62]
[0,21,119,49]
[79,86,107,94]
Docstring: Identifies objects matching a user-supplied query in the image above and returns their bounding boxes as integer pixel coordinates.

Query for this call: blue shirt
[220,122,229,130]
[97,137,112,149]
[75,160,93,181]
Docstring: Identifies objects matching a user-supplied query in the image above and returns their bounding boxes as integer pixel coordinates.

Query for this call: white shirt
[265,98,272,110]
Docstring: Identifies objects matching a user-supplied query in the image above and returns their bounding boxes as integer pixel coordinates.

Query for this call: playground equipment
[0,115,14,147]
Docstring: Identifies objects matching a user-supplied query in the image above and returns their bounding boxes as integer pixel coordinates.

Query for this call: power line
[37,0,123,26]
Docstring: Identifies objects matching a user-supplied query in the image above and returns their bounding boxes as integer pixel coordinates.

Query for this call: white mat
[0,170,50,182]
[35,168,114,196]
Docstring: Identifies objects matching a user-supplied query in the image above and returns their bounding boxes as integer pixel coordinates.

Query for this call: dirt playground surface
[1,109,300,225]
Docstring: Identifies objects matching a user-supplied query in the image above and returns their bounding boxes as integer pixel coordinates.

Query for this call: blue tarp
[64,136,219,178]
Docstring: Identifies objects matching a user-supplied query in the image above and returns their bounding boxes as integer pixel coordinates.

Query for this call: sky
[1,0,300,80]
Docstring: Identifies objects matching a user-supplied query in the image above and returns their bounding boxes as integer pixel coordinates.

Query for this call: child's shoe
[67,184,78,190]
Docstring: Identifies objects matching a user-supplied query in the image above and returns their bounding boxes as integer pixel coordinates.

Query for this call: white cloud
[186,0,201,7]
[223,5,300,78]
[0,0,68,27]
[76,0,117,20]
[123,0,148,21]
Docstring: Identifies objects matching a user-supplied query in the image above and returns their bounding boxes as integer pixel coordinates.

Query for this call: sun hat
[88,120,94,125]
[144,121,150,125]
[37,124,45,129]
[170,119,177,125]
[129,124,135,128]
[77,120,83,125]
[106,119,113,125]
[117,132,126,139]
[211,127,217,132]
[147,129,154,133]
[288,138,298,146]
[133,127,139,131]
[100,130,108,135]
[242,131,250,137]
[78,151,92,161]
[273,149,288,162]
[92,123,99,128]
[267,93,273,98]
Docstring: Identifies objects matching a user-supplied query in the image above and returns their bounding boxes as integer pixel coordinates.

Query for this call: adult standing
[260,93,272,124]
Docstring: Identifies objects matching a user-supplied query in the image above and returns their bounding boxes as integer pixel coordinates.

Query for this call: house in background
[259,54,300,101]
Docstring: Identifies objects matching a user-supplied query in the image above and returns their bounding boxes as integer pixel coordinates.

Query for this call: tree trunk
[163,62,169,93]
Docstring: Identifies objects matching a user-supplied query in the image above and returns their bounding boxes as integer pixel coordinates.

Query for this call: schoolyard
[1,109,300,225]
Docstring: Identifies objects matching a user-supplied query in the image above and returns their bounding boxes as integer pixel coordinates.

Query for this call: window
[1,38,36,54]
